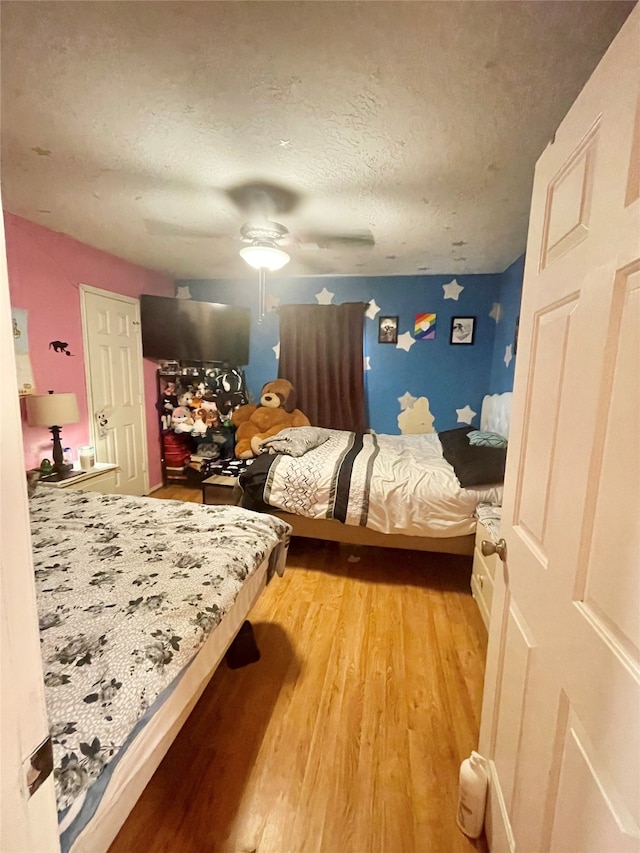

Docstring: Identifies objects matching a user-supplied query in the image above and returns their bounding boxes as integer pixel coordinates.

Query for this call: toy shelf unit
[156,363,249,486]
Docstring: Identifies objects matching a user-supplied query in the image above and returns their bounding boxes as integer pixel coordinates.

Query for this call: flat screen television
[140,295,251,365]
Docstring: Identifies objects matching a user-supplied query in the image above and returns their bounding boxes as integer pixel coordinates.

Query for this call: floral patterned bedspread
[29,487,290,818]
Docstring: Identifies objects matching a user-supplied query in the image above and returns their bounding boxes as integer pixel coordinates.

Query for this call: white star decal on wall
[397,391,418,411]
[456,404,477,425]
[175,284,191,299]
[396,331,416,352]
[315,287,335,305]
[489,302,502,323]
[363,356,371,371]
[442,278,464,300]
[366,299,381,320]
[265,293,280,314]
[272,341,280,360]
[504,344,513,367]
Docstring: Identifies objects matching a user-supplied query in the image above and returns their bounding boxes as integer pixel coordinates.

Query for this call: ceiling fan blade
[143,219,225,239]
[297,229,375,250]
[225,180,301,218]
[291,254,333,275]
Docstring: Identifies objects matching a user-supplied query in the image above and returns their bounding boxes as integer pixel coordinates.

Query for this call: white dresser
[471,519,500,631]
[38,462,119,494]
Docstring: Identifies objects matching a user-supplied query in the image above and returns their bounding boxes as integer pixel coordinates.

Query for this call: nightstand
[37,462,119,494]
[471,519,500,630]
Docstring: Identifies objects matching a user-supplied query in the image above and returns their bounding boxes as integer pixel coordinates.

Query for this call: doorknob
[482,538,507,561]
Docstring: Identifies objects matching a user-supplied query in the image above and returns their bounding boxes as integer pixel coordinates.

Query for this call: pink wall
[5,213,174,488]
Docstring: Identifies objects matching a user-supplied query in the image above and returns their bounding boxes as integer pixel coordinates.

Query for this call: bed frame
[249,393,514,558]
[268,510,475,555]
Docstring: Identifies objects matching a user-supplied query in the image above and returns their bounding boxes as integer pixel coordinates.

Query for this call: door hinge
[26,735,53,797]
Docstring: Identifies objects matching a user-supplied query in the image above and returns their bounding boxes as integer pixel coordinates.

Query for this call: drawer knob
[482,538,507,561]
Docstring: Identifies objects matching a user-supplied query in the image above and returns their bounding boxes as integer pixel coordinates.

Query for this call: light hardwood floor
[110,485,488,853]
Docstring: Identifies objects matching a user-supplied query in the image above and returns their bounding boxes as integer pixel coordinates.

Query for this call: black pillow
[438,426,507,488]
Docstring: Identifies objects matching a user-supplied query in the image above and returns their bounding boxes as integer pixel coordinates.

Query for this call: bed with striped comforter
[239,429,502,539]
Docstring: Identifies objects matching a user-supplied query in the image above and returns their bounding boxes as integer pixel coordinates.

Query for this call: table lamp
[25,391,80,475]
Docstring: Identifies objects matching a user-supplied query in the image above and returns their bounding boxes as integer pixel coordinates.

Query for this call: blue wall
[179,263,523,434]
[489,255,525,394]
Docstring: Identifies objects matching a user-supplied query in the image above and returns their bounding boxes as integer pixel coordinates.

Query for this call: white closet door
[81,286,148,496]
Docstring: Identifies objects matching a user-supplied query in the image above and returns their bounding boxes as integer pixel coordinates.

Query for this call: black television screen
[140,295,251,365]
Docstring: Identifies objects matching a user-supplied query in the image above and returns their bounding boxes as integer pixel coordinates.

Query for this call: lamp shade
[239,244,290,271]
[25,392,80,427]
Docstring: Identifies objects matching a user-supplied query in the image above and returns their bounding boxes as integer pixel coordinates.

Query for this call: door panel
[626,97,640,206]
[580,264,639,649]
[480,8,640,852]
[550,706,638,853]
[492,603,535,814]
[540,120,599,269]
[515,296,578,551]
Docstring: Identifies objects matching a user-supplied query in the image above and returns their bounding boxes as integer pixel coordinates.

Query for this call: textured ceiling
[1,1,634,278]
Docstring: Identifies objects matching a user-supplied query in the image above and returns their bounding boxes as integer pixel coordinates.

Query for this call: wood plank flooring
[110,485,488,853]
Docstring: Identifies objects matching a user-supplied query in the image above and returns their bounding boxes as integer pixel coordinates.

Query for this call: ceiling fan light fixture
[240,243,290,271]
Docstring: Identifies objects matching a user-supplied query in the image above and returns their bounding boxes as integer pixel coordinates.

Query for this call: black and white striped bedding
[239,429,503,538]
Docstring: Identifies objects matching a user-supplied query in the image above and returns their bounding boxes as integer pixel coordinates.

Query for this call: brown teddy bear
[232,379,310,459]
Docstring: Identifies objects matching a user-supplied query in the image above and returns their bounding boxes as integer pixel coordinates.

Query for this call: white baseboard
[147,482,164,494]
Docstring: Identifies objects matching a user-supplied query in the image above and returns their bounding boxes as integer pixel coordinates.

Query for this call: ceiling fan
[224,180,375,320]
[228,180,375,264]
[145,180,375,318]
[145,179,374,259]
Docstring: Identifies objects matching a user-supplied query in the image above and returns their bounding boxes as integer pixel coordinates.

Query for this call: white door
[0,195,60,851]
[479,8,640,853]
[81,286,148,496]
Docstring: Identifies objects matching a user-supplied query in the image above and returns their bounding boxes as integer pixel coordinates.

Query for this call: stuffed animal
[177,390,194,409]
[190,408,208,437]
[158,380,178,414]
[203,408,220,429]
[171,406,194,433]
[199,397,219,414]
[231,379,310,459]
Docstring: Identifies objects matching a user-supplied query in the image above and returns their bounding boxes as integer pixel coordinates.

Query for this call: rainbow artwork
[415,312,437,340]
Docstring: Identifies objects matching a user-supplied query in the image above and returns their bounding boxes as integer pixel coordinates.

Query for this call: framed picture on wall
[378,315,398,344]
[450,316,476,345]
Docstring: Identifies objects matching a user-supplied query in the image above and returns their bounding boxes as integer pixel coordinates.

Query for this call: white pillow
[480,392,513,438]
